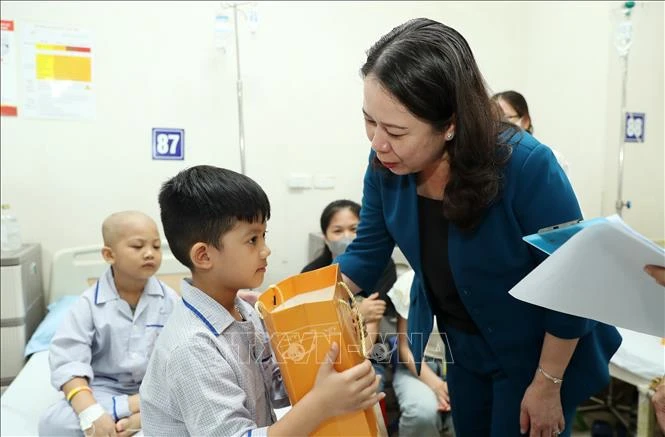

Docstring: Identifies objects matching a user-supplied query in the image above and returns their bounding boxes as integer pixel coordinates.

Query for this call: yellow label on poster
[35,43,67,51]
[36,54,91,82]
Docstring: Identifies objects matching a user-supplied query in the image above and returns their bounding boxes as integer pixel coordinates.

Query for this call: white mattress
[611,327,665,382]
[0,351,60,436]
[0,350,291,436]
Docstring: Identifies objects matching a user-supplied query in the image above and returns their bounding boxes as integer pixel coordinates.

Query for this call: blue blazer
[337,131,621,406]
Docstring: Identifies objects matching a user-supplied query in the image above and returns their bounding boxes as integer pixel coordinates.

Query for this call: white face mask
[326,236,354,258]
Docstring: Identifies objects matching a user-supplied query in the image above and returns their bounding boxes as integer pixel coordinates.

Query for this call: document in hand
[510,215,665,337]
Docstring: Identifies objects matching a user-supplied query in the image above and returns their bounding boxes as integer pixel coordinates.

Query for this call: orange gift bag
[255,264,386,436]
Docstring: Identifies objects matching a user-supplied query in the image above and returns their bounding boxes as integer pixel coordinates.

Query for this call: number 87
[156,133,180,154]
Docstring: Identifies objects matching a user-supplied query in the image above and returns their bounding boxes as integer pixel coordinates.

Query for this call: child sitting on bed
[38,211,179,437]
[139,165,384,436]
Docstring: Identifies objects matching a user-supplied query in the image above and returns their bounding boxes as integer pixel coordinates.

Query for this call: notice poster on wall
[1,19,18,116]
[21,22,94,120]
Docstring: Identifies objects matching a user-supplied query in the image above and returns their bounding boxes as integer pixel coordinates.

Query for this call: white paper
[510,217,665,337]
[273,286,335,312]
[21,22,94,120]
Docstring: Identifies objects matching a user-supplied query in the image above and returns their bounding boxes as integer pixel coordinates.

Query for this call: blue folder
[523,217,609,255]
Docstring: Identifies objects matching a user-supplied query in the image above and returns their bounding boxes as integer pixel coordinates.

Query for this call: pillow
[386,269,415,320]
[24,295,79,357]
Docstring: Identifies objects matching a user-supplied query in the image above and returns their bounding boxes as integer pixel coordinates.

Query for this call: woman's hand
[519,371,565,437]
[358,293,386,323]
[644,265,665,287]
[652,379,665,432]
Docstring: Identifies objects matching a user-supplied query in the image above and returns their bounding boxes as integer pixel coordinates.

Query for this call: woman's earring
[446,132,454,141]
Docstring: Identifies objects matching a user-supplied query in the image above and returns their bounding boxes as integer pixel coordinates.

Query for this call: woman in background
[302,200,396,316]
[302,199,396,391]
[493,90,571,175]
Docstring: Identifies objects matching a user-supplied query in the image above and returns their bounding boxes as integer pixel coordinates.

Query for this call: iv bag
[215,13,232,53]
[615,18,633,56]
[247,6,259,34]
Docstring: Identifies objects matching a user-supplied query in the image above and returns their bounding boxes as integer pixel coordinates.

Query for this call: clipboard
[523,217,608,255]
[514,215,665,337]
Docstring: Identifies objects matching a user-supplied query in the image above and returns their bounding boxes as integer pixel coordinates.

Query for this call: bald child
[39,211,179,437]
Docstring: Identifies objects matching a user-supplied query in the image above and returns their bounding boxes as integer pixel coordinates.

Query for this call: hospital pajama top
[140,279,289,437]
[49,267,178,418]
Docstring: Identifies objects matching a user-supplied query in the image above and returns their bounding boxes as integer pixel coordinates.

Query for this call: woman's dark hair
[361,18,513,231]
[320,199,361,235]
[493,90,533,133]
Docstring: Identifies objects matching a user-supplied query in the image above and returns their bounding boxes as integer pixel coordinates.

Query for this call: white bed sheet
[612,327,664,382]
[1,351,60,436]
[0,349,289,436]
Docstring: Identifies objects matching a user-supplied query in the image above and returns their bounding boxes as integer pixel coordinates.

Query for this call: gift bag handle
[255,282,368,359]
[337,281,369,358]
[254,284,285,320]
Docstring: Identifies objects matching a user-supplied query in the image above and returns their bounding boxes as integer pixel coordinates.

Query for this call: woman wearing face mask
[302,199,361,270]
[302,199,397,391]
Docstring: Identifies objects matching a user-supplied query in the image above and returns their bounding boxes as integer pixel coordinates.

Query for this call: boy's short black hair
[158,165,271,269]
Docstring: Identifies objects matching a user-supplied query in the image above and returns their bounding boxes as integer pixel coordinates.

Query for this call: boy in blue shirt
[140,165,384,436]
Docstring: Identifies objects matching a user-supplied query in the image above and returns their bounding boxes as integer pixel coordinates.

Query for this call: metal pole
[233,4,246,175]
[615,52,628,216]
[614,3,636,217]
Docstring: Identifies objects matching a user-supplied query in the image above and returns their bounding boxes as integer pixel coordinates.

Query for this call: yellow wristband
[66,386,92,403]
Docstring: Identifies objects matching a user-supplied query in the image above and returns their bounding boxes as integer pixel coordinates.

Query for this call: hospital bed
[0,243,189,436]
[603,328,663,436]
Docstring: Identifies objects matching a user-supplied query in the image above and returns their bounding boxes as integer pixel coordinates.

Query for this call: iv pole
[614,1,636,216]
[220,1,255,175]
[579,2,641,412]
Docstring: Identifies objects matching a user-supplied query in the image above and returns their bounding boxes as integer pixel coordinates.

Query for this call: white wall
[520,2,614,218]
[1,1,663,293]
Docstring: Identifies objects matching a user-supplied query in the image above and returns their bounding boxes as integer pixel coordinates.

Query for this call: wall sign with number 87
[152,128,185,160]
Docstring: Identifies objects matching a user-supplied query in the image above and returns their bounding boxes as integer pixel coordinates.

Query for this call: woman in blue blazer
[336,18,621,437]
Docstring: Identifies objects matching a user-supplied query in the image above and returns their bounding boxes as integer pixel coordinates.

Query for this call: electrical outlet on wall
[287,174,312,189]
[313,175,335,189]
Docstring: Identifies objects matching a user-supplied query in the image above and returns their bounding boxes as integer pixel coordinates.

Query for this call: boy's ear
[101,246,115,264]
[190,242,212,270]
